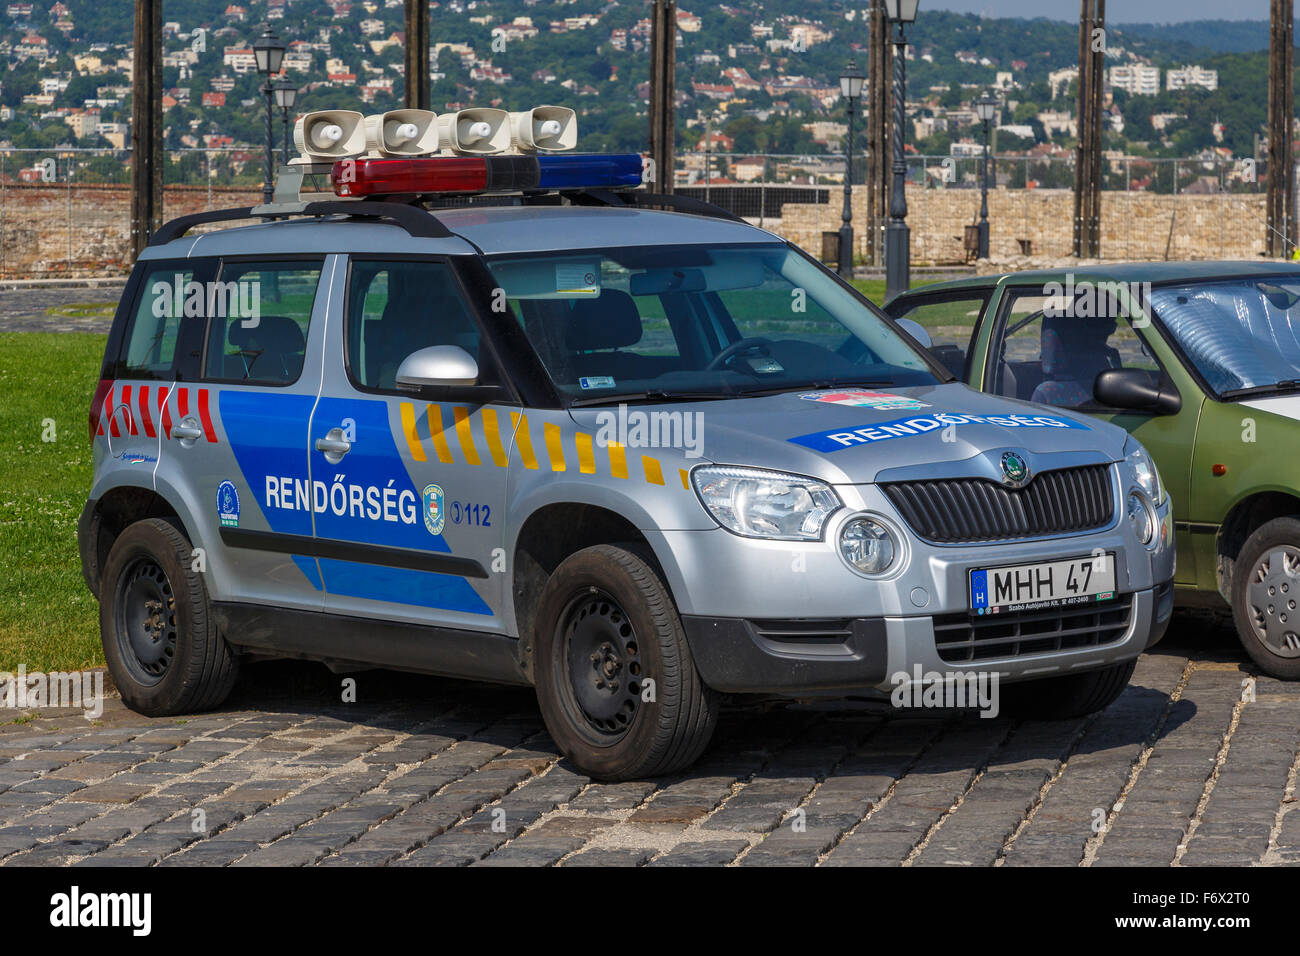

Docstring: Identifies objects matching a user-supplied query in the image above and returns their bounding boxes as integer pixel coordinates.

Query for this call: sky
[923,1,1272,23]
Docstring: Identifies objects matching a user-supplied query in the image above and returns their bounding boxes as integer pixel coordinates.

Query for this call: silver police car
[78,149,1174,780]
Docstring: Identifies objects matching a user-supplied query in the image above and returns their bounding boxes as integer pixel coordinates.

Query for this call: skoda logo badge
[1001,452,1030,488]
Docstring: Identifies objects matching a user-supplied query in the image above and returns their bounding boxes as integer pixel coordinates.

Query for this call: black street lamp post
[884,0,918,302]
[274,78,298,165]
[252,25,286,205]
[976,93,997,259]
[838,61,865,278]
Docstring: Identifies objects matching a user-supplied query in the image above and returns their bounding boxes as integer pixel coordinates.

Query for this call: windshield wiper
[1220,379,1300,400]
[568,390,743,407]
[739,379,896,397]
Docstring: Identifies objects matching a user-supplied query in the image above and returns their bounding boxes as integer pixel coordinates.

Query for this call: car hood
[570,382,1127,485]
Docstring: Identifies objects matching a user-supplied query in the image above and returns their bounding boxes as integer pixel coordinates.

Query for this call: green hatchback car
[886,262,1300,678]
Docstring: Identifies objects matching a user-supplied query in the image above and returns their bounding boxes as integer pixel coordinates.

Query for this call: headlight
[1127,491,1154,545]
[1124,438,1164,504]
[692,465,841,540]
[839,516,897,575]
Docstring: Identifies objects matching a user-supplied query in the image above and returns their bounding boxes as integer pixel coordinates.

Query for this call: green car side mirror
[1094,368,1182,416]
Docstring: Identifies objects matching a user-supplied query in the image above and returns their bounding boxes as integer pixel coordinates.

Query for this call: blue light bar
[536,153,643,190]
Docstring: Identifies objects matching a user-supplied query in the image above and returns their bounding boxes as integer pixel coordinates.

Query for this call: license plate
[969,553,1116,614]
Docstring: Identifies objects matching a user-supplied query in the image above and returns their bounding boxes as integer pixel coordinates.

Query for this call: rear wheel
[1231,517,1300,680]
[532,544,719,780]
[1000,659,1136,720]
[99,518,239,715]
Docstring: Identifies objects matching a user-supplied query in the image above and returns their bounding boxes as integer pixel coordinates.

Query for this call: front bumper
[682,580,1174,697]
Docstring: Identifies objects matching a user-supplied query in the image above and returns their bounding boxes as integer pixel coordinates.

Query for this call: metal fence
[0,148,1279,279]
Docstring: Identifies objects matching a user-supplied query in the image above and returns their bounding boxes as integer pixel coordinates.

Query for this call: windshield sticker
[557,264,600,296]
[789,412,1090,453]
[799,390,929,411]
[579,375,616,390]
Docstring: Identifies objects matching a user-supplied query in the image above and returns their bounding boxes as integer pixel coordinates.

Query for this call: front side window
[203,260,323,385]
[485,243,939,402]
[346,258,482,391]
[1150,278,1300,397]
[990,289,1161,408]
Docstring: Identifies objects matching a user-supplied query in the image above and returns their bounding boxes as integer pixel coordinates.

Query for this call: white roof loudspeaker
[438,108,511,155]
[293,110,366,163]
[508,106,577,153]
[364,109,441,157]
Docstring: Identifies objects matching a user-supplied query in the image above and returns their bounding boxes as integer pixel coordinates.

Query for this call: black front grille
[882,464,1114,543]
[933,594,1133,663]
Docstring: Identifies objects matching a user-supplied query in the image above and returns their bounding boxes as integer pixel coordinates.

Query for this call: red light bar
[332,157,488,197]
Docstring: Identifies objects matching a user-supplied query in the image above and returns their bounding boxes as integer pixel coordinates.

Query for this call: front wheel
[1231,517,1300,680]
[532,544,719,780]
[99,518,239,715]
[1000,659,1136,720]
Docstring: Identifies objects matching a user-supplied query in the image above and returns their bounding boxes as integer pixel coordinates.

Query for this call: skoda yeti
[78,153,1174,779]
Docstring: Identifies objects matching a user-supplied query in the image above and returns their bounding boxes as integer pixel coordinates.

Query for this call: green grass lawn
[0,333,106,671]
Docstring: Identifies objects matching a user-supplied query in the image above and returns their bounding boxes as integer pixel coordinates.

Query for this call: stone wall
[0,180,1274,280]
[778,186,1270,267]
[0,184,261,279]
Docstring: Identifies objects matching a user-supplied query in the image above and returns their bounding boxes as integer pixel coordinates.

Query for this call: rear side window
[116,262,200,379]
[203,260,324,385]
[345,258,482,391]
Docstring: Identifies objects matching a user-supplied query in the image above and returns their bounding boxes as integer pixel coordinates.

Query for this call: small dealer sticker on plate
[970,553,1116,614]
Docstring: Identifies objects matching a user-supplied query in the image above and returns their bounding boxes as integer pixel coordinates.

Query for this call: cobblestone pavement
[1,614,1297,867]
[0,285,122,333]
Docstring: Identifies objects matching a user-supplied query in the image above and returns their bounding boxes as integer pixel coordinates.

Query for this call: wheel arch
[510,501,670,683]
[83,486,192,596]
[1216,489,1300,599]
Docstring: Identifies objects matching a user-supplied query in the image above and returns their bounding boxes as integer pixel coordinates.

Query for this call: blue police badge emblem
[422,483,445,535]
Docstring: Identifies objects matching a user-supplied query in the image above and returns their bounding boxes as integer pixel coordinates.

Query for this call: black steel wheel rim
[114,557,178,685]
[557,588,643,741]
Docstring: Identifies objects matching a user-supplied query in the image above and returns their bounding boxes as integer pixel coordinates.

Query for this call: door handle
[173,418,203,442]
[315,427,351,464]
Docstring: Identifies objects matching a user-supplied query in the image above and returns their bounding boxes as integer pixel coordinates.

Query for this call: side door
[98,256,215,488]
[982,286,1201,584]
[308,255,515,632]
[156,254,333,611]
[884,289,992,381]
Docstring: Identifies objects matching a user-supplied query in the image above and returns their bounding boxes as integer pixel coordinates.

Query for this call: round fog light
[1127,492,1153,545]
[840,517,896,575]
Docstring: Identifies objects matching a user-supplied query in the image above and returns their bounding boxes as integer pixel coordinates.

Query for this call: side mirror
[396,345,479,387]
[1094,368,1182,416]
[395,345,500,400]
[896,317,933,349]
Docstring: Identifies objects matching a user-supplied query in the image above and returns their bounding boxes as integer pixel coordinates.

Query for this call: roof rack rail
[564,188,746,223]
[148,199,453,246]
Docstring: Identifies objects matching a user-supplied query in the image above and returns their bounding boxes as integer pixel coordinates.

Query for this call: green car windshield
[1151,278,1300,396]
[485,243,941,403]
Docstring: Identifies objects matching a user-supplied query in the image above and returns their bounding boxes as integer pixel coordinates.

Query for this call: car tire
[532,544,719,780]
[99,518,239,716]
[1000,659,1136,720]
[1230,517,1300,680]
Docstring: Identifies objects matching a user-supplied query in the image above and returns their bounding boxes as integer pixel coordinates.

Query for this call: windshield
[1151,278,1300,396]
[485,242,941,403]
